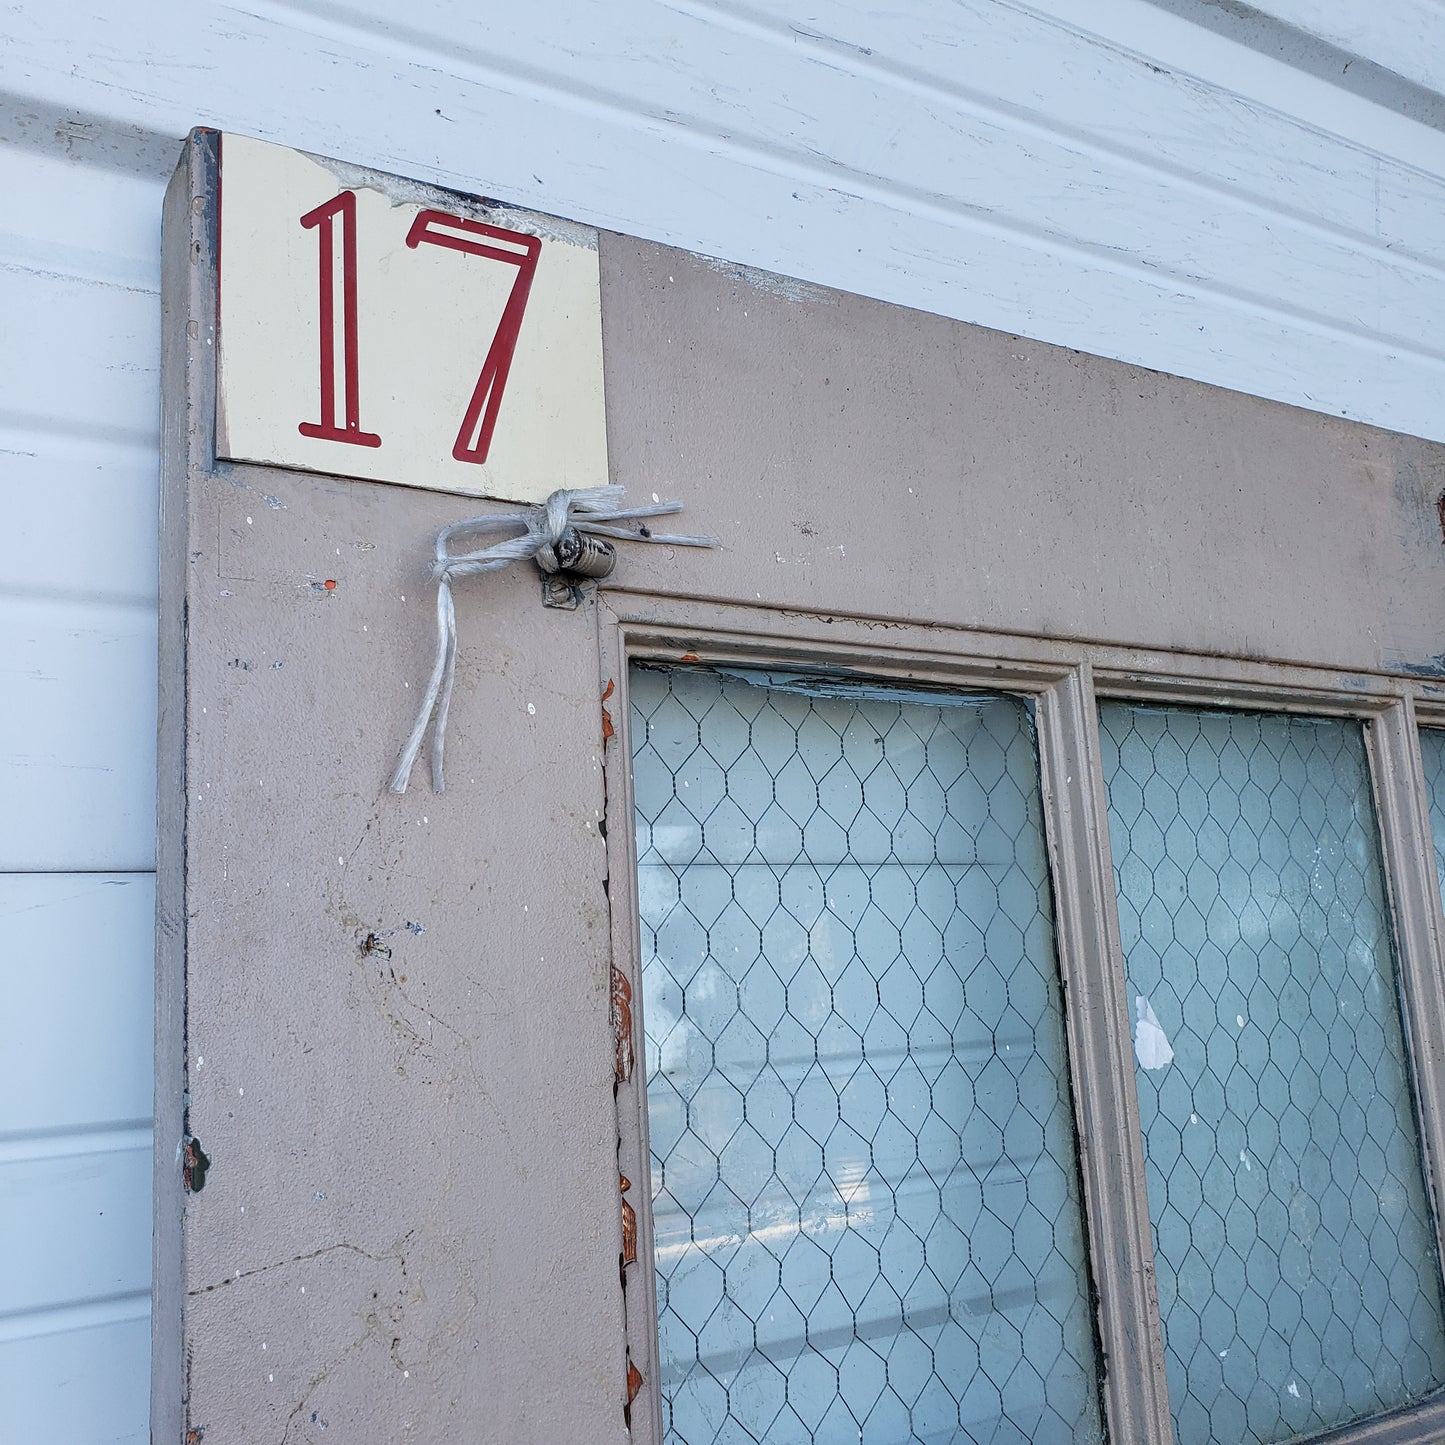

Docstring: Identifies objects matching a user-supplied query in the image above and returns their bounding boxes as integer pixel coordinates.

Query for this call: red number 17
[297,194,543,466]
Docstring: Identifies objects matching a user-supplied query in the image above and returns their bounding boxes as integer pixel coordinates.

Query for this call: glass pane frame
[601,592,1445,1445]
[1097,701,1445,1443]
[631,667,1104,1443]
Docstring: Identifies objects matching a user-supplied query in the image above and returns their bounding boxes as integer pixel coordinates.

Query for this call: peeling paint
[183,1135,211,1192]
[601,677,615,741]
[311,147,599,250]
[1397,654,1445,678]
[620,1174,637,1268]
[698,253,833,305]
[611,966,634,1084]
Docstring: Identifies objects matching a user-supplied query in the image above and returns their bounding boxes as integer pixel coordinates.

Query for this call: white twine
[389,485,715,794]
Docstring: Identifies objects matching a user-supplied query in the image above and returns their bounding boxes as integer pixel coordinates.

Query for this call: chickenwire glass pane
[1420,729,1445,906]
[1099,702,1445,1445]
[631,664,1102,1445]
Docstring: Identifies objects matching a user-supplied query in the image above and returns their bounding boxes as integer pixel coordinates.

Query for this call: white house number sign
[216,134,609,504]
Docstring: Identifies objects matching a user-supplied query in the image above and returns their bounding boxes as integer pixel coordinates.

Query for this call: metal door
[157,132,1445,1444]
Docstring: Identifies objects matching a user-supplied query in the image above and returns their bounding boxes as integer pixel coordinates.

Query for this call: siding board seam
[683,0,1445,276]
[194,3,1445,364]
[0,1124,153,1165]
[0,1292,151,1345]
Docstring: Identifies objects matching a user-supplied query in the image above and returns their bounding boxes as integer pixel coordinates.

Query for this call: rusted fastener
[183,1135,211,1192]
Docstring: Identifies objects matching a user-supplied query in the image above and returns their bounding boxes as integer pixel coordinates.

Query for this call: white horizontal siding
[1,430,160,605]
[2,4,1444,1442]
[0,1312,150,1445]
[0,874,156,1443]
[0,1144,153,1319]
[0,124,161,1444]
[0,872,156,1443]
[0,875,155,1137]
[0,595,159,873]
[4,0,1445,441]
[1225,0,1445,97]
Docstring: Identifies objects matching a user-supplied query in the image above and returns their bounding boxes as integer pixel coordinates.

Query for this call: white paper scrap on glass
[1134,995,1175,1071]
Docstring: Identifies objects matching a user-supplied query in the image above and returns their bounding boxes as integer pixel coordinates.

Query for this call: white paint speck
[1190,1113,1197,1124]
[301,1285,306,1293]
[246,516,253,525]
[1219,1349,1228,1358]
[338,857,344,867]
[262,1342,267,1351]
[403,1371,409,1378]
[1237,1014,1245,1028]
[652,493,660,503]
[1288,1381,1300,1399]
[197,1056,204,1068]
[422,816,428,824]
[527,702,536,715]
[268,1374,273,1383]
[238,1087,244,1096]
[1240,1150,1251,1171]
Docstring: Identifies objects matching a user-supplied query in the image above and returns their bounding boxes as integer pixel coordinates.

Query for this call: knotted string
[389,485,715,794]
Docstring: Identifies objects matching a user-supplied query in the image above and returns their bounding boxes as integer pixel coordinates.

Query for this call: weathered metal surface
[159,137,1445,1444]
[160,136,626,1444]
[598,235,1445,681]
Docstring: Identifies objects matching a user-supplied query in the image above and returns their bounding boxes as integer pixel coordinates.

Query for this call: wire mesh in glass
[631,664,1102,1445]
[1099,702,1445,1445]
[1418,728,1445,914]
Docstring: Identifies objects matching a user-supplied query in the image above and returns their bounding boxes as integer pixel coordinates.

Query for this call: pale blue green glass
[1100,703,1445,1445]
[1420,729,1445,910]
[631,665,1102,1445]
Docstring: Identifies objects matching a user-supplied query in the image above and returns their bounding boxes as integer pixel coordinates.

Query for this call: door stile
[600,602,667,1444]
[1366,698,1445,1419]
[1035,662,1175,1444]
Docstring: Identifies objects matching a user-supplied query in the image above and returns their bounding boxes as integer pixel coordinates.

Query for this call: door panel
[159,132,1445,1443]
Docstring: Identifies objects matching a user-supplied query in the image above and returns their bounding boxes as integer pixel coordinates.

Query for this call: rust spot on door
[620,1173,638,1266]
[626,1361,644,1406]
[611,966,634,1083]
[601,677,615,741]
[680,652,699,662]
[182,1136,211,1192]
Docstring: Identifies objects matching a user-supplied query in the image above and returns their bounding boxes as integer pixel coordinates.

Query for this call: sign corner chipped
[216,133,608,505]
